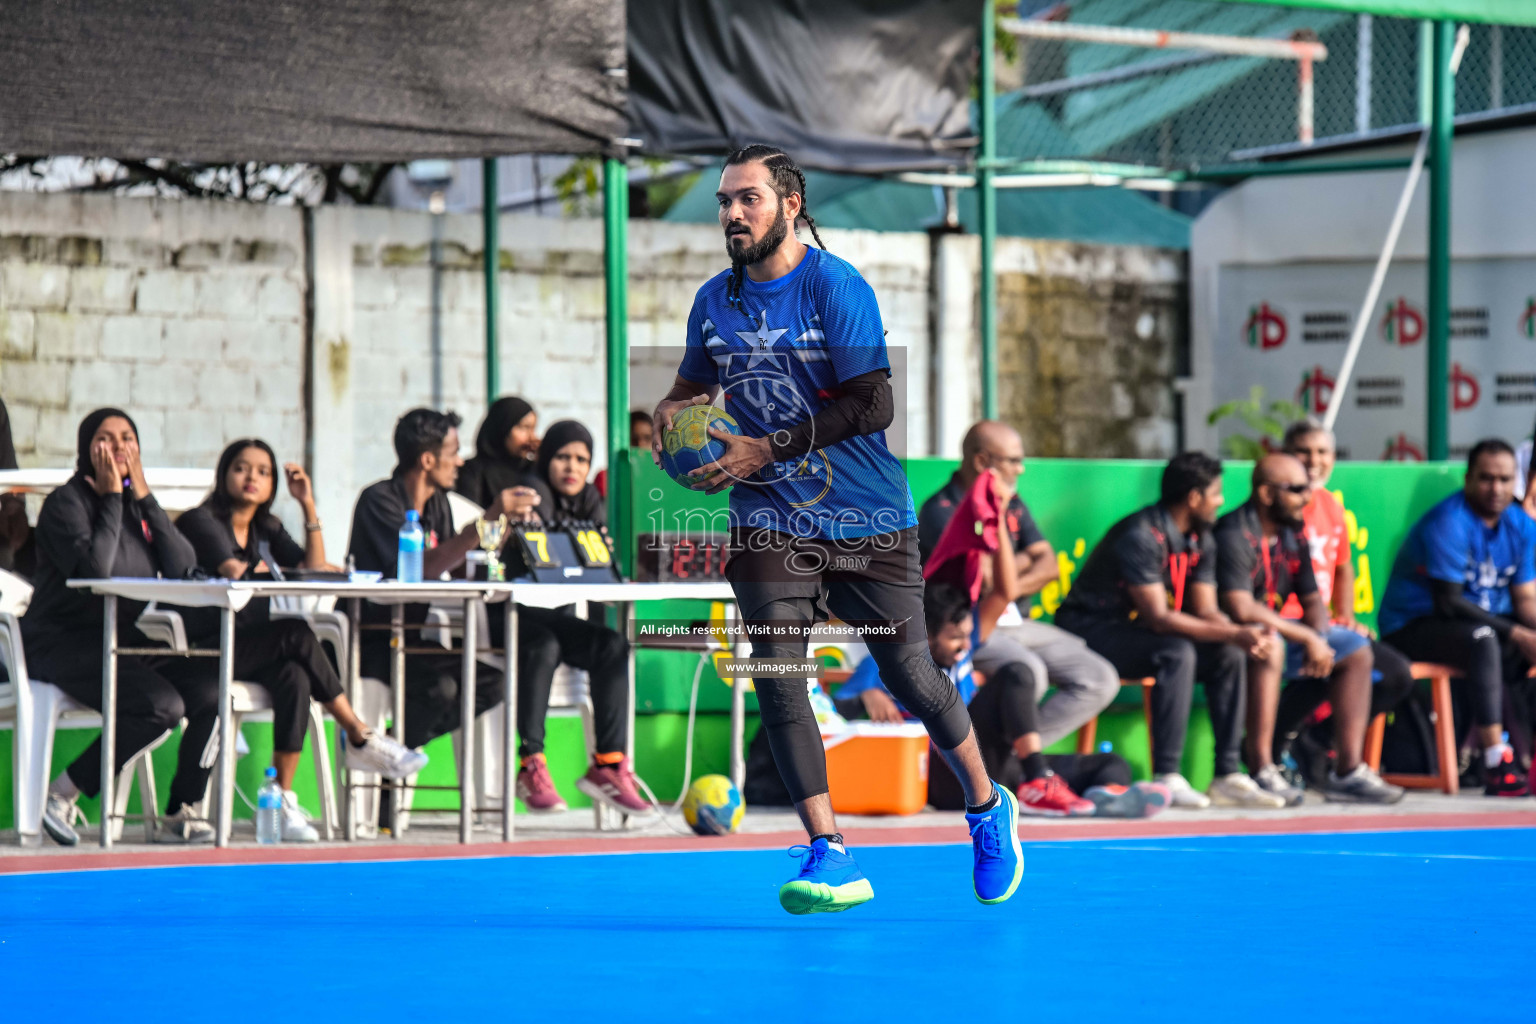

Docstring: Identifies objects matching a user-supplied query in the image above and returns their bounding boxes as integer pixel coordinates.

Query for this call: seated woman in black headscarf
[24,408,218,845]
[176,439,427,841]
[506,420,645,818]
[456,396,548,512]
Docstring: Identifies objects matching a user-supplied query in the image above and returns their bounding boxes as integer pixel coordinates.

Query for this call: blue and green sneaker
[966,784,1023,904]
[778,838,874,915]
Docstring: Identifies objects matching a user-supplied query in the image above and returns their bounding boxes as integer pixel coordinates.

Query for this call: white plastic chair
[138,605,339,839]
[1,601,166,846]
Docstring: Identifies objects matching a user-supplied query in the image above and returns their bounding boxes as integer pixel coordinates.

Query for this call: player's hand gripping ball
[682,774,745,836]
[660,405,741,490]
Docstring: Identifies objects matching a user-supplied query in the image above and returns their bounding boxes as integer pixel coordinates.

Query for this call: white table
[67,578,736,847]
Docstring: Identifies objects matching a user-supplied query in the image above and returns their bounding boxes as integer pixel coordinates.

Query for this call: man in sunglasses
[918,421,1119,815]
[1213,453,1404,805]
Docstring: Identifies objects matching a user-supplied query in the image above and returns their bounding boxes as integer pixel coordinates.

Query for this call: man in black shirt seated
[917,422,1118,756]
[1054,452,1277,809]
[1213,454,1403,806]
[348,409,535,813]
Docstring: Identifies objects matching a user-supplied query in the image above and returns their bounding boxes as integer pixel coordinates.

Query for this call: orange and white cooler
[822,722,930,816]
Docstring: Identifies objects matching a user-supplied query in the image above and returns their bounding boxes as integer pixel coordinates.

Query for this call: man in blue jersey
[1379,439,1536,796]
[650,145,1020,914]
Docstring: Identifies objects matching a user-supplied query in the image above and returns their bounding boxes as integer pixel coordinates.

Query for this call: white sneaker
[155,803,215,844]
[345,732,429,779]
[280,792,319,843]
[1154,772,1211,809]
[43,792,82,846]
[1208,772,1287,808]
[1253,764,1305,807]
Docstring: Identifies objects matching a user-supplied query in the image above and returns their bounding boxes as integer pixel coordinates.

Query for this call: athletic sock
[49,772,80,801]
[810,832,845,852]
[966,787,1000,815]
[1485,742,1511,769]
[1021,753,1047,781]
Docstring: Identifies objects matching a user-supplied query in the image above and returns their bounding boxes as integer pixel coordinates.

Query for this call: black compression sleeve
[765,368,893,462]
[1429,578,1516,639]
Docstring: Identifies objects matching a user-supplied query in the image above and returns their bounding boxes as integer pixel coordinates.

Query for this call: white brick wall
[0,192,307,487]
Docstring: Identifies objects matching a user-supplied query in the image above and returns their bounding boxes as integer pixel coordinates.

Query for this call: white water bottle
[256,767,283,845]
[398,509,424,583]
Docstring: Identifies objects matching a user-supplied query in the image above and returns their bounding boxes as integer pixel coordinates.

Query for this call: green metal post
[483,157,500,404]
[1427,20,1453,461]
[979,5,998,420]
[603,156,632,571]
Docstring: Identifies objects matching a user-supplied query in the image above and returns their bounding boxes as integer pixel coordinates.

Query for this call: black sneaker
[1484,747,1530,797]
[1323,763,1405,804]
[42,793,81,846]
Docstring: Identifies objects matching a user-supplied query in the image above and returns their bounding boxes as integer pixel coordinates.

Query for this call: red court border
[5,810,1534,875]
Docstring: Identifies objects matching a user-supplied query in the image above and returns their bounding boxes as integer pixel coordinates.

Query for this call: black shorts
[725,526,927,647]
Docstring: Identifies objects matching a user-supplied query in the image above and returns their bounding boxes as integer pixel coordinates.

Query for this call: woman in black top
[455,396,549,511]
[178,439,426,841]
[24,408,217,845]
[510,420,647,817]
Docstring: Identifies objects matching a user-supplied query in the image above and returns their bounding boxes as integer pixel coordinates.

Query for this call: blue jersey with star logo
[676,246,916,541]
[1378,490,1536,636]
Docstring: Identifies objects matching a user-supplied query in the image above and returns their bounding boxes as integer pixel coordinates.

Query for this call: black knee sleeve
[868,641,972,751]
[752,674,826,803]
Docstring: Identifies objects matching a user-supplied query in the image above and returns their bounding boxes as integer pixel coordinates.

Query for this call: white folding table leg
[501,600,517,843]
[100,595,118,850]
[214,607,236,847]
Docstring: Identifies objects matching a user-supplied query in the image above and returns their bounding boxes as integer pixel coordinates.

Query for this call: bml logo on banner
[1245,302,1287,349]
[1297,365,1335,415]
[1521,297,1536,339]
[1380,297,1425,346]
[1450,363,1481,411]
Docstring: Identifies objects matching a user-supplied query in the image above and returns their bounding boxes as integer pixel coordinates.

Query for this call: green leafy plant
[1206,385,1308,461]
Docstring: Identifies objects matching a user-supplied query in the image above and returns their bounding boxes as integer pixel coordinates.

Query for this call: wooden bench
[1363,662,1536,796]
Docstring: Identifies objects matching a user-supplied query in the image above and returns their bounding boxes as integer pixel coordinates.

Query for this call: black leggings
[1059,616,1247,776]
[749,596,971,803]
[31,633,220,813]
[1384,618,1527,727]
[1273,638,1415,758]
[232,618,346,754]
[498,603,630,760]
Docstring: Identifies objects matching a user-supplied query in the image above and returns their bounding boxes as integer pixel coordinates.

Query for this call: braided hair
[723,144,826,322]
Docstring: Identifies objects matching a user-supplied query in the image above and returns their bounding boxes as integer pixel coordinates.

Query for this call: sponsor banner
[1220,260,1536,459]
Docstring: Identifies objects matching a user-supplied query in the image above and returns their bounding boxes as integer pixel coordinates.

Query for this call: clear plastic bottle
[397,509,424,583]
[256,766,283,845]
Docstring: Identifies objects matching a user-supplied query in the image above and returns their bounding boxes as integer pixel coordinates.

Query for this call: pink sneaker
[576,758,652,815]
[516,754,568,812]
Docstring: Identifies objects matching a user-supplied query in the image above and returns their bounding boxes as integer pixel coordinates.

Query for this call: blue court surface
[3,828,1530,1022]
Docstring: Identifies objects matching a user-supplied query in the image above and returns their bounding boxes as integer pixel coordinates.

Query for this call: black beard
[725,211,789,267]
[1268,499,1305,530]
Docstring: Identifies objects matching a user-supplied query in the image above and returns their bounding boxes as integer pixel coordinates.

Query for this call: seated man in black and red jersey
[1054,452,1276,809]
[1213,453,1403,806]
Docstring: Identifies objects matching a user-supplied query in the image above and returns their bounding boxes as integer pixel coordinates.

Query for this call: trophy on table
[475,514,509,581]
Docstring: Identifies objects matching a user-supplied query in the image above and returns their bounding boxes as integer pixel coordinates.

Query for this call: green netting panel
[1209,1,1536,27]
[1000,0,1536,170]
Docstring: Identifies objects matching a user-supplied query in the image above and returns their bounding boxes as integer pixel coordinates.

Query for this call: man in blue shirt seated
[1378,439,1536,796]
